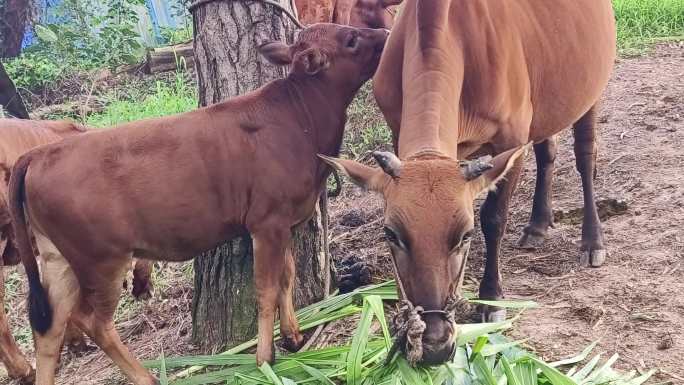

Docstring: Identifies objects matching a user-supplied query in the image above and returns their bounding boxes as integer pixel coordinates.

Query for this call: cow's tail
[8,154,52,334]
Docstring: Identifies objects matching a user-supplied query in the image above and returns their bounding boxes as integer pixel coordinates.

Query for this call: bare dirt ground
[1,43,683,384]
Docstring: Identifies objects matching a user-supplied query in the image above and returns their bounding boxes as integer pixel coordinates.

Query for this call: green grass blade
[366,295,392,349]
[570,354,602,383]
[259,362,284,385]
[296,362,336,385]
[500,356,520,385]
[471,354,498,385]
[549,341,598,368]
[457,320,513,346]
[160,351,169,385]
[468,300,538,309]
[346,296,376,385]
[531,358,575,385]
[396,356,429,385]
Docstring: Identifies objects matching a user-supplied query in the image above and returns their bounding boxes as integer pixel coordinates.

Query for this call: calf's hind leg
[573,106,607,267]
[32,235,82,385]
[0,261,34,382]
[519,137,558,249]
[72,255,158,385]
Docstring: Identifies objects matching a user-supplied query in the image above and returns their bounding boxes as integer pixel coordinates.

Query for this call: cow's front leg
[478,156,524,323]
[252,227,290,365]
[278,247,304,352]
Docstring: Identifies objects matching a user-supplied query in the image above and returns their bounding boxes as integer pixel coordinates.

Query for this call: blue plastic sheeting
[21,0,188,48]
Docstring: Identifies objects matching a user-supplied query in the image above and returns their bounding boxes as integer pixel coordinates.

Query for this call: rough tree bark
[190,0,330,353]
[0,0,31,58]
[0,61,29,118]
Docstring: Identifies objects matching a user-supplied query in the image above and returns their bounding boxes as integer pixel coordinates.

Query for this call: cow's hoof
[336,257,372,294]
[517,230,546,250]
[579,248,607,268]
[475,304,507,323]
[281,332,305,353]
[11,366,34,385]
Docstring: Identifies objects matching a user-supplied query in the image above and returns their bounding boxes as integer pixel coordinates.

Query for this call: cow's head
[321,146,527,364]
[350,0,402,29]
[258,23,389,88]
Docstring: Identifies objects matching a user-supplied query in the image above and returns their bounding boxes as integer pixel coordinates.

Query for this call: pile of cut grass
[145,281,653,385]
[613,0,684,53]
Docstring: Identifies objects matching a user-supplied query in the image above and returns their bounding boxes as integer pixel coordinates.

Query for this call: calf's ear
[318,154,388,192]
[467,143,531,197]
[294,48,329,75]
[382,0,403,7]
[258,41,293,66]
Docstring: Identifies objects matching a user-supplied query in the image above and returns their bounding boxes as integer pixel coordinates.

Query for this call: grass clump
[86,72,197,128]
[613,0,684,53]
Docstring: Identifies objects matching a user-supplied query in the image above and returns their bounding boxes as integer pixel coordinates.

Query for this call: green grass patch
[86,72,197,128]
[613,0,684,53]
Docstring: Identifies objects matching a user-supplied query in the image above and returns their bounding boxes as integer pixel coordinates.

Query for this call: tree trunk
[190,0,330,353]
[0,62,29,118]
[0,0,31,58]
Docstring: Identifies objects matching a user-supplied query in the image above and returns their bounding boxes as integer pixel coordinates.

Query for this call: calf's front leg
[252,228,291,365]
[278,247,304,352]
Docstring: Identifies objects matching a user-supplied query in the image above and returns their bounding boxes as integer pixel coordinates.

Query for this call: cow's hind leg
[478,156,524,323]
[573,106,607,267]
[0,261,34,382]
[519,137,558,249]
[72,255,158,385]
[32,235,81,385]
[252,227,290,365]
[278,246,304,352]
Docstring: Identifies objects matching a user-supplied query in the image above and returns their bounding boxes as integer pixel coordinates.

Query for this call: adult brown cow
[323,0,616,365]
[9,23,388,385]
[0,119,153,382]
[296,0,401,29]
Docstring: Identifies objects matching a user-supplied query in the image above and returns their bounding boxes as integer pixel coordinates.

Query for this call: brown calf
[324,0,616,365]
[296,0,401,29]
[9,24,388,385]
[0,119,153,382]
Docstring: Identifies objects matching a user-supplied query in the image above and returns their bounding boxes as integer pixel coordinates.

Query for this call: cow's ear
[382,0,402,7]
[318,154,388,192]
[294,48,329,75]
[258,41,293,66]
[467,144,530,197]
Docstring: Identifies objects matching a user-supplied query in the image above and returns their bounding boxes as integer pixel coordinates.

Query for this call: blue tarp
[22,0,188,48]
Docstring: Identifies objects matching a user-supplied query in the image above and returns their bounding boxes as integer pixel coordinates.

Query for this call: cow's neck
[396,0,462,160]
[282,75,351,157]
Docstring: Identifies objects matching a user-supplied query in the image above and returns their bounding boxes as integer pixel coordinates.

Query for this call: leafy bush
[2,53,65,90]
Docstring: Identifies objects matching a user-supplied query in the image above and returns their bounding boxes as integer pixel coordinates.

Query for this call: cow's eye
[461,230,474,243]
[384,226,401,247]
[345,32,359,50]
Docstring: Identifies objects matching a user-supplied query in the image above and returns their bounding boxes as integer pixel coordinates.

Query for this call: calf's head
[258,23,389,90]
[350,0,402,29]
[321,146,527,364]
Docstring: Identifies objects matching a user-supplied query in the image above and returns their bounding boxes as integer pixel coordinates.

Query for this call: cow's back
[0,120,86,172]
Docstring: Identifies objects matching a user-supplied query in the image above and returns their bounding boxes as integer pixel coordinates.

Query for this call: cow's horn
[461,155,493,180]
[372,151,401,178]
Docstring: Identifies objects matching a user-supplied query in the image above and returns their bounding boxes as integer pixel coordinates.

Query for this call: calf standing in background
[0,119,153,382]
[9,24,388,385]
[296,0,401,29]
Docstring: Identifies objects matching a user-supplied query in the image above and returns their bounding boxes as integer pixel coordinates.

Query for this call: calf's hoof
[256,344,276,366]
[281,332,305,353]
[475,304,507,323]
[10,365,35,385]
[517,228,546,250]
[579,248,607,268]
